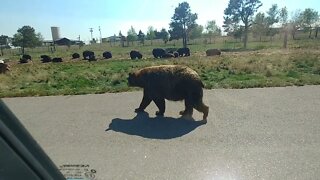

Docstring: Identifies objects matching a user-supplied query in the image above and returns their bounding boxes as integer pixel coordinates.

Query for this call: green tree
[205,20,221,43]
[146,26,156,45]
[154,30,162,39]
[169,26,183,41]
[160,28,169,44]
[11,26,42,54]
[279,7,289,48]
[223,0,262,48]
[315,17,320,38]
[223,16,244,42]
[266,4,279,25]
[0,35,10,56]
[189,24,204,40]
[119,31,125,47]
[169,1,198,48]
[233,26,244,41]
[137,30,145,45]
[301,8,319,38]
[279,7,288,25]
[266,4,280,40]
[222,16,238,35]
[127,26,137,46]
[251,12,268,41]
[290,10,303,40]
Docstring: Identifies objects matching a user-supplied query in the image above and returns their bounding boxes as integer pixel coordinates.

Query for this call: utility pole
[99,26,102,44]
[89,28,93,42]
[77,35,82,49]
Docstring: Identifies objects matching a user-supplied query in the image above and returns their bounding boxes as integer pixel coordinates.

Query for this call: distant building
[104,36,123,42]
[54,38,71,46]
[42,37,83,46]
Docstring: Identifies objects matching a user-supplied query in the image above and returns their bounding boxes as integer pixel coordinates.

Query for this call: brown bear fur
[206,49,221,56]
[0,63,10,74]
[128,65,209,123]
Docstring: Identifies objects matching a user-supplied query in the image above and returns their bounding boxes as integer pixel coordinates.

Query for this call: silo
[51,27,61,41]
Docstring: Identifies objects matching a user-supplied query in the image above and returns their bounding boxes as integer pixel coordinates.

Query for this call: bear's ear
[129,72,135,77]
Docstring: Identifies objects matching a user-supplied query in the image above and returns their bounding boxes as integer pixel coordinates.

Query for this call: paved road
[3,86,320,180]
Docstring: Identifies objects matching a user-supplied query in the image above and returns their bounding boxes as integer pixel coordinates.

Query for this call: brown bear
[128,65,209,123]
[206,49,221,56]
[0,61,10,74]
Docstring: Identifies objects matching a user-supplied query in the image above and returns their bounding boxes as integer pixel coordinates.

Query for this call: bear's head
[128,72,143,87]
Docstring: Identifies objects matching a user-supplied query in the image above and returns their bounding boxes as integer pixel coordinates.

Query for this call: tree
[251,12,268,41]
[127,26,137,46]
[233,26,244,41]
[205,20,221,43]
[290,10,303,40]
[279,7,289,48]
[36,33,44,43]
[146,26,156,45]
[223,16,244,42]
[266,4,279,25]
[169,25,183,41]
[315,17,320,38]
[119,31,125,47]
[301,8,319,38]
[222,16,238,35]
[224,0,262,48]
[279,7,288,26]
[189,24,204,40]
[137,30,145,45]
[153,30,162,39]
[169,2,198,48]
[11,26,42,54]
[160,28,169,44]
[266,4,280,40]
[0,35,10,56]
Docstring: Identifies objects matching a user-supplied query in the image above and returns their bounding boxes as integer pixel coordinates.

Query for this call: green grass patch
[1,39,320,98]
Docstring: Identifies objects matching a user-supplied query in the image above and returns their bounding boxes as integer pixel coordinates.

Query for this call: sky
[0,0,319,43]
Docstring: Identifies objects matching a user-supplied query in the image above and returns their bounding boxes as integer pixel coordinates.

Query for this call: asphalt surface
[3,86,320,180]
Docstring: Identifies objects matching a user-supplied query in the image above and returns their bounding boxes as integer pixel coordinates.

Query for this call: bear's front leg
[135,94,152,113]
[153,98,165,116]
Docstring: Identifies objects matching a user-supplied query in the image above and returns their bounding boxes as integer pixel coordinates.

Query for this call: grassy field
[0,37,320,98]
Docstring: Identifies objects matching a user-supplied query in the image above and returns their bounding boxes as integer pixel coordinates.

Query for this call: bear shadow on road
[105,112,205,139]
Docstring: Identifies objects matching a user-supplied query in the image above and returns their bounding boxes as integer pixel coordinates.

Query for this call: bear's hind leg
[180,97,194,118]
[194,102,209,123]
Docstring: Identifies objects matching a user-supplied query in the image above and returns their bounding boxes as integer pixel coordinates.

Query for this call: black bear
[152,48,166,58]
[177,48,190,57]
[103,51,112,59]
[20,54,32,63]
[72,53,80,59]
[130,50,142,60]
[52,57,63,62]
[162,53,175,58]
[40,55,52,63]
[83,50,95,60]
